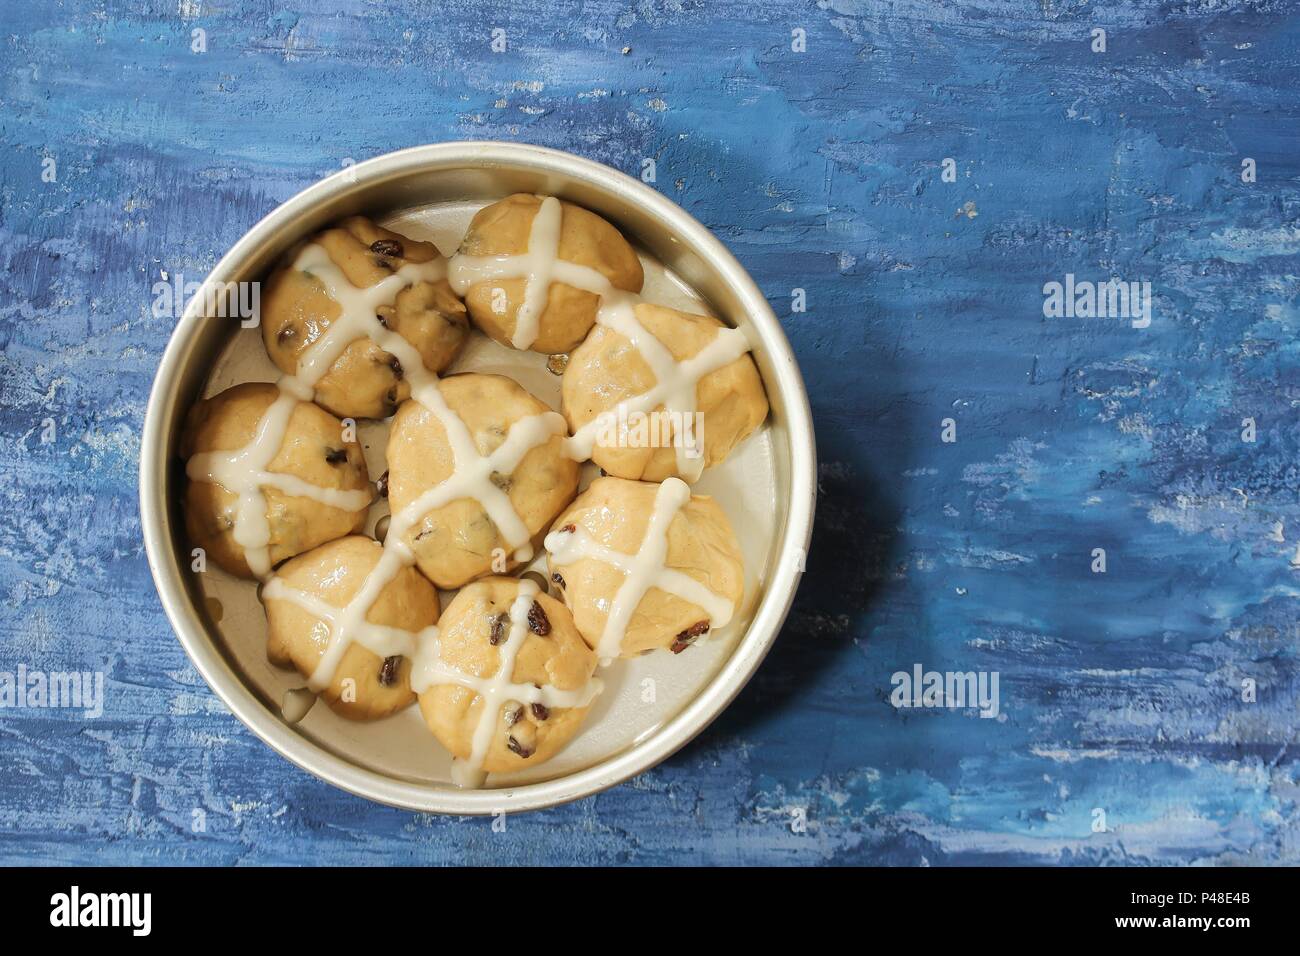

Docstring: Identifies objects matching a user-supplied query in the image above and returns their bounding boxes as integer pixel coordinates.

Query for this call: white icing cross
[447,194,758,481]
[188,237,578,726]
[563,296,753,482]
[410,577,602,788]
[261,397,565,696]
[185,250,443,578]
[186,200,760,787]
[544,477,737,663]
[261,557,437,689]
[448,195,621,350]
[301,244,568,562]
[185,388,373,578]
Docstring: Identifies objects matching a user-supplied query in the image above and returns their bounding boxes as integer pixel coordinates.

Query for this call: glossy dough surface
[386,373,580,588]
[457,194,644,353]
[562,303,769,482]
[263,535,438,719]
[418,578,597,772]
[262,216,468,419]
[182,382,371,579]
[547,476,744,657]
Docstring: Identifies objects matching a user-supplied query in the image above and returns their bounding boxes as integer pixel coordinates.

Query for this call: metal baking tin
[139,142,817,813]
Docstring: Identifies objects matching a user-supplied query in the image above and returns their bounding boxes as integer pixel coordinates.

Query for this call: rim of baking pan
[140,141,817,814]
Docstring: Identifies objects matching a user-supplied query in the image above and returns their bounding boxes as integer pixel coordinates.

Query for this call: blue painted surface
[1,0,1298,865]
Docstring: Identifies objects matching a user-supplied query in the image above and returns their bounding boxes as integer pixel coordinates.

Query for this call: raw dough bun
[418,577,596,772]
[546,476,743,657]
[562,303,769,482]
[182,382,371,579]
[386,373,580,589]
[263,536,437,720]
[262,216,468,419]
[456,193,644,353]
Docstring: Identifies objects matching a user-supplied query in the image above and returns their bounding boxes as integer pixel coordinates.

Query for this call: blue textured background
[2,0,1298,865]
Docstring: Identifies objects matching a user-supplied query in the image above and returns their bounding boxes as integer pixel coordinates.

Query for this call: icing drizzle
[188,240,571,716]
[410,578,602,788]
[448,195,755,481]
[185,250,445,577]
[448,196,609,350]
[563,297,752,482]
[186,388,372,578]
[189,198,761,786]
[544,477,736,663]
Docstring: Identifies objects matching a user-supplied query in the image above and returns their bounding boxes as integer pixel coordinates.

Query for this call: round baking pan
[140,142,816,813]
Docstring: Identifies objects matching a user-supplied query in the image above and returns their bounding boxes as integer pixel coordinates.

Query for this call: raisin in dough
[386,373,580,589]
[262,216,468,419]
[546,476,743,657]
[182,382,371,579]
[417,578,596,773]
[454,194,643,354]
[262,536,437,720]
[562,303,769,482]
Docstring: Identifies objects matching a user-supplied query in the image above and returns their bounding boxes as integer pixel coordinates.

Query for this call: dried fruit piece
[670,620,710,654]
[378,655,400,685]
[370,238,404,258]
[325,447,348,464]
[530,702,550,721]
[546,353,570,375]
[376,470,389,498]
[489,471,512,491]
[506,736,534,758]
[550,572,565,589]
[489,612,511,646]
[527,601,550,636]
[504,704,523,726]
